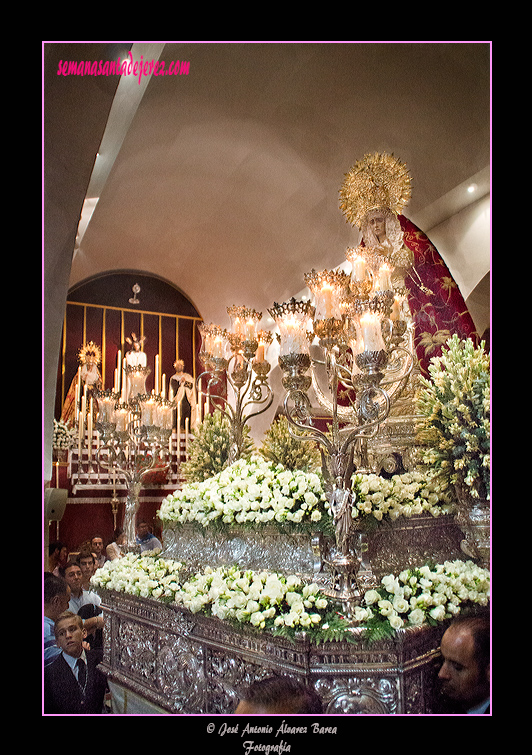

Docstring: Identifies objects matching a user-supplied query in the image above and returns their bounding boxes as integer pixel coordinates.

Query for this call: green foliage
[260,415,321,472]
[181,410,254,483]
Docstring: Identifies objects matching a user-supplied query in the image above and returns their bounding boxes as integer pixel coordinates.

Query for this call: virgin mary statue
[338,153,480,473]
[339,152,479,378]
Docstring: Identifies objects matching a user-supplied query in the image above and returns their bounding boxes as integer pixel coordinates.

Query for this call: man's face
[55,616,86,658]
[79,556,95,582]
[137,523,149,538]
[50,586,71,620]
[64,565,83,595]
[91,538,103,555]
[438,627,489,707]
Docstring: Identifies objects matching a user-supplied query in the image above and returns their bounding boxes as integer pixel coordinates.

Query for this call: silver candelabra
[269,253,413,617]
[94,377,173,552]
[198,307,274,464]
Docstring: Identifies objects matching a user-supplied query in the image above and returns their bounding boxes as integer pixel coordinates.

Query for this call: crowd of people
[43,524,490,716]
[43,521,162,714]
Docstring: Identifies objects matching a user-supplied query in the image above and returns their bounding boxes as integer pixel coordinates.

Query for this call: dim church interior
[43,42,490,714]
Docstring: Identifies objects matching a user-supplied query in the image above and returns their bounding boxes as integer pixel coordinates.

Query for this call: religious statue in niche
[339,152,479,380]
[124,333,150,400]
[60,341,102,426]
[170,359,198,430]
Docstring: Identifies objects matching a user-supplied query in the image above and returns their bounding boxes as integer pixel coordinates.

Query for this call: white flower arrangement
[90,552,184,602]
[416,335,490,500]
[353,559,490,639]
[351,469,455,522]
[159,455,330,532]
[91,553,348,641]
[53,418,76,450]
[173,564,330,634]
[91,553,489,642]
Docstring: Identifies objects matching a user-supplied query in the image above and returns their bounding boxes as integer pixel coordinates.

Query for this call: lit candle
[321,284,333,318]
[351,255,366,283]
[213,336,224,358]
[360,312,385,352]
[74,382,80,423]
[115,406,128,432]
[390,295,403,321]
[121,358,127,402]
[246,318,255,339]
[376,263,393,292]
[255,340,265,363]
[76,368,81,420]
[79,393,86,446]
[87,398,93,461]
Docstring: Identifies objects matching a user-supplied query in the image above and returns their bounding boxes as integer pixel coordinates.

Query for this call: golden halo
[339,152,412,228]
[78,341,101,365]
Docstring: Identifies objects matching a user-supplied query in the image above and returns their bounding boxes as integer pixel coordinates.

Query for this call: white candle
[87,398,93,460]
[116,350,121,392]
[321,284,333,318]
[255,341,265,363]
[121,358,127,402]
[213,336,224,358]
[390,295,403,321]
[360,312,385,352]
[376,263,393,292]
[162,373,166,399]
[155,355,160,394]
[351,255,366,283]
[74,382,80,423]
[246,318,255,339]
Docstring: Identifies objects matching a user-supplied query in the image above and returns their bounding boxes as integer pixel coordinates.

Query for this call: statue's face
[369,213,386,242]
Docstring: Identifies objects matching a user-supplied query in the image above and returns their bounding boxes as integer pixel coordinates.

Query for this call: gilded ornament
[339,152,412,228]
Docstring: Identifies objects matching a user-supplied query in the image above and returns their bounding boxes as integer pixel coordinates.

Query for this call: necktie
[76,658,87,692]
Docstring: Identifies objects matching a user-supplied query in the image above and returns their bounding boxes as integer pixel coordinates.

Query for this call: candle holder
[91,388,174,552]
[271,250,414,619]
[198,306,274,464]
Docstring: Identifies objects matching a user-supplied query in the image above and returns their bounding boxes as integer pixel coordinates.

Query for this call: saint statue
[124,333,149,400]
[60,341,102,426]
[339,152,479,378]
[339,153,479,473]
[170,359,198,430]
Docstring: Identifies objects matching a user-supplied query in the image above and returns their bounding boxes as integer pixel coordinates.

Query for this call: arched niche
[56,271,203,418]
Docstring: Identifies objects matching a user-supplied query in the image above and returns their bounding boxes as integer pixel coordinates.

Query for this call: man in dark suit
[44,611,108,714]
[437,613,490,714]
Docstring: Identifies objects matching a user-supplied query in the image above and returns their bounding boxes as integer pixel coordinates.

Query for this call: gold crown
[78,341,101,365]
[339,152,412,228]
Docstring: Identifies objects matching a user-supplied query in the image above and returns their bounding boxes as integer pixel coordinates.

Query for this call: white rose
[408,608,426,626]
[364,589,380,606]
[378,599,394,617]
[392,596,410,614]
[429,605,446,622]
[389,613,404,630]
